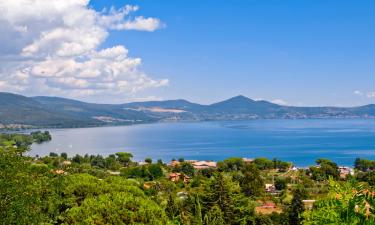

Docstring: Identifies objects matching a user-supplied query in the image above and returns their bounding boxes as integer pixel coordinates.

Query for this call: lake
[30,119,375,167]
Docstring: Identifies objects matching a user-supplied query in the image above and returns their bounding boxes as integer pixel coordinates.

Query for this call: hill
[1,92,375,128]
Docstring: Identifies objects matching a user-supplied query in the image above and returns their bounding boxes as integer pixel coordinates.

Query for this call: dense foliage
[2,133,375,224]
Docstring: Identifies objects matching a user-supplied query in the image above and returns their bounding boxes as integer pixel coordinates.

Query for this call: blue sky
[1,0,374,106]
[90,0,375,106]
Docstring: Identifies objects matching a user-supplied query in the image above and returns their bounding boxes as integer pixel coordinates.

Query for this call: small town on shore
[53,155,357,216]
[3,132,375,224]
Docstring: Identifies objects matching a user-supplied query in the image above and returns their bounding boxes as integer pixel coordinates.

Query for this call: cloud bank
[0,0,167,101]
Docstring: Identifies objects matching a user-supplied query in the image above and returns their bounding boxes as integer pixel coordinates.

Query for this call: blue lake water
[30,119,375,167]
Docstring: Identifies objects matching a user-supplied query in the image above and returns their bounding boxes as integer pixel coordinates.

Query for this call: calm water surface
[31,119,375,166]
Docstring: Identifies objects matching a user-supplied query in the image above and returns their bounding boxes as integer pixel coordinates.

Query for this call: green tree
[205,173,237,224]
[0,140,60,224]
[254,157,274,170]
[195,195,203,225]
[304,179,375,225]
[204,205,225,225]
[66,191,171,224]
[115,152,133,167]
[145,157,153,164]
[240,163,264,197]
[148,164,164,180]
[218,157,245,172]
[181,162,195,177]
[288,187,307,225]
[275,177,287,190]
[309,158,340,181]
[61,152,68,160]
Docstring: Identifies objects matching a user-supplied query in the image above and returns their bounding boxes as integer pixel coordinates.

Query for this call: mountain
[207,95,283,114]
[1,92,375,129]
[0,92,99,127]
[33,96,154,123]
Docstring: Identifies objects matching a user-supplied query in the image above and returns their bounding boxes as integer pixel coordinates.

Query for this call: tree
[148,164,163,180]
[254,158,273,170]
[49,152,58,157]
[303,179,375,224]
[195,195,203,225]
[356,171,375,185]
[309,158,340,181]
[288,187,307,225]
[0,140,60,224]
[205,173,237,224]
[115,152,133,167]
[255,214,273,225]
[240,163,264,197]
[275,177,287,190]
[65,191,171,224]
[204,205,225,225]
[105,154,121,170]
[89,155,105,168]
[72,154,83,164]
[181,162,195,177]
[218,157,245,172]
[145,157,152,164]
[60,152,68,160]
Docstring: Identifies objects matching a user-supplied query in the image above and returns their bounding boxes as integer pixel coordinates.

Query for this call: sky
[0,0,375,106]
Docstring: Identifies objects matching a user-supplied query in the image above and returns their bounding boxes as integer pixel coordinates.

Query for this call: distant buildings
[168,173,190,183]
[169,159,217,169]
[302,200,316,210]
[189,160,217,169]
[51,169,66,175]
[242,158,254,163]
[339,166,354,178]
[265,183,276,193]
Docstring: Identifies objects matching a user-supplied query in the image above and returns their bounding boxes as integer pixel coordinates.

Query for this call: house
[169,160,180,167]
[108,171,120,175]
[302,200,316,210]
[255,201,283,214]
[51,169,66,175]
[143,183,151,189]
[265,183,276,192]
[260,202,276,208]
[138,161,149,166]
[168,173,190,183]
[62,160,72,166]
[169,172,181,182]
[242,158,254,163]
[191,161,217,169]
[339,166,354,178]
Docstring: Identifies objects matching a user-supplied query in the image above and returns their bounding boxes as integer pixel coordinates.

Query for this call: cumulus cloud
[0,0,167,101]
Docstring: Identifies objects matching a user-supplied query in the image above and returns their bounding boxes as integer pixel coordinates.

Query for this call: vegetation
[2,133,375,224]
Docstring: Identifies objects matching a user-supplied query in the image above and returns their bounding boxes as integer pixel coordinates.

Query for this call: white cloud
[0,0,166,102]
[111,16,164,31]
[271,99,288,105]
[353,90,375,98]
[354,90,364,96]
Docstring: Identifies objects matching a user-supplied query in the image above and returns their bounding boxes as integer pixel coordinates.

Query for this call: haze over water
[31,119,375,167]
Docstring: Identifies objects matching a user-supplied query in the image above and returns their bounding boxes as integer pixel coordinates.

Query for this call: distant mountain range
[1,92,375,129]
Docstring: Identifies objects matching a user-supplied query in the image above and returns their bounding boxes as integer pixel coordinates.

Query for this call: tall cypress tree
[195,195,203,225]
[288,187,306,225]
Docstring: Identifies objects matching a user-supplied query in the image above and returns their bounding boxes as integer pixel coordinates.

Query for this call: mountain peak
[231,95,251,100]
